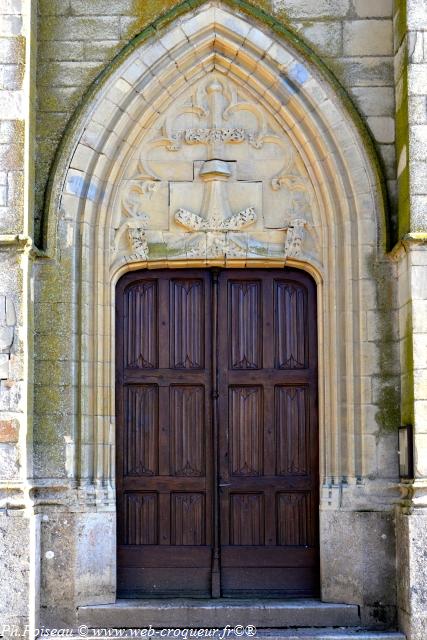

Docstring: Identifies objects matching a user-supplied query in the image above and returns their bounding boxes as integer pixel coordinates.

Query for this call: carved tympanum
[113,74,317,265]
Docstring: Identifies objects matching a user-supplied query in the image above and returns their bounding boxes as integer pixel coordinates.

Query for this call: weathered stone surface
[40,513,115,627]
[397,512,427,640]
[273,0,351,19]
[409,124,427,161]
[408,31,426,64]
[378,143,397,179]
[0,295,16,353]
[408,64,427,95]
[367,116,396,143]
[354,0,393,18]
[0,0,23,15]
[0,14,22,37]
[0,63,25,90]
[38,16,120,41]
[38,39,85,62]
[0,442,19,478]
[409,244,427,266]
[82,39,122,62]
[350,86,395,116]
[0,141,23,170]
[0,90,23,119]
[0,418,19,442]
[34,384,74,416]
[321,511,396,608]
[408,96,427,125]
[40,513,78,627]
[0,515,32,630]
[38,0,72,15]
[37,61,102,87]
[410,195,427,230]
[343,20,393,56]
[0,353,9,377]
[75,513,116,606]
[0,380,23,412]
[78,600,361,629]
[37,85,84,112]
[0,119,24,144]
[294,21,342,57]
[327,57,394,86]
[0,35,25,64]
[70,0,136,15]
[407,0,427,31]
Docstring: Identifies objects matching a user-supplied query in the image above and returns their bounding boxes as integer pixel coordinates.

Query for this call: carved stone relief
[127,227,149,261]
[284,219,307,258]
[112,74,319,266]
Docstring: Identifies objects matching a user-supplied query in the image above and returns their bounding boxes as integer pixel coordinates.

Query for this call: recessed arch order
[41,0,389,509]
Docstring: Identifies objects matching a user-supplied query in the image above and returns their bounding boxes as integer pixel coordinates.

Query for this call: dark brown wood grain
[116,270,213,597]
[116,268,319,598]
[217,269,319,597]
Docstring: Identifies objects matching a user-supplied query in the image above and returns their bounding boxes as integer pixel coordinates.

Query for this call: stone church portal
[0,1,426,639]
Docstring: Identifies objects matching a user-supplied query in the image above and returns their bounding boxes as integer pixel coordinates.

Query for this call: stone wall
[393,1,427,638]
[0,0,39,635]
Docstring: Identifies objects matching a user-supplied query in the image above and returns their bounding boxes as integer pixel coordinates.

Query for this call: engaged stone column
[0,0,39,636]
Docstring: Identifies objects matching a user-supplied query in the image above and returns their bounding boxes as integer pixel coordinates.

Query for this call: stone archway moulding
[43,1,388,512]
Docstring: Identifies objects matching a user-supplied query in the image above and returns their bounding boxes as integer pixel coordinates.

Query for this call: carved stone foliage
[112,74,319,266]
[284,219,307,258]
[128,227,149,260]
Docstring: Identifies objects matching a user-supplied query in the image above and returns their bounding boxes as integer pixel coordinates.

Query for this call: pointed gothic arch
[37,0,393,604]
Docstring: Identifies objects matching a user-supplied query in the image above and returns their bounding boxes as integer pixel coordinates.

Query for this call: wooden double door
[116,268,319,598]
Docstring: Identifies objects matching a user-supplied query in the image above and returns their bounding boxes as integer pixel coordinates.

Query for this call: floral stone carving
[284,219,307,258]
[113,74,318,265]
[127,227,149,260]
[174,159,257,233]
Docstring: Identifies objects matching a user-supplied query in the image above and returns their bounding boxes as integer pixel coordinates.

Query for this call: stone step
[78,599,363,629]
[225,631,405,639]
[43,627,406,640]
[55,628,406,640]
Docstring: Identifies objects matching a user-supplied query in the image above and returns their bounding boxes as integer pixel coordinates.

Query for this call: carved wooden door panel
[116,270,213,597]
[218,269,319,597]
[116,268,318,598]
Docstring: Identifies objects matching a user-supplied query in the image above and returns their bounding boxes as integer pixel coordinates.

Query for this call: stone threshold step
[78,599,362,628]
[227,631,405,639]
[45,630,406,640]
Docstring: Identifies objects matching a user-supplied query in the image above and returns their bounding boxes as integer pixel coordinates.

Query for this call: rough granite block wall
[34,0,396,245]
[0,0,39,635]
[0,0,25,236]
[0,0,27,493]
